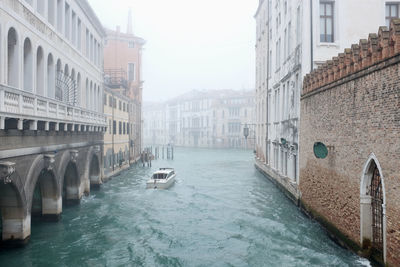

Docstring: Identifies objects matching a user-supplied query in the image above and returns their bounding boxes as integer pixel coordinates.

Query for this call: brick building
[300,20,400,266]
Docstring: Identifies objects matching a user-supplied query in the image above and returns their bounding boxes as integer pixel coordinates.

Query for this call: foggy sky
[88,0,258,102]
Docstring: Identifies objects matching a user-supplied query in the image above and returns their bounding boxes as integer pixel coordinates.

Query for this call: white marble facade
[0,0,106,131]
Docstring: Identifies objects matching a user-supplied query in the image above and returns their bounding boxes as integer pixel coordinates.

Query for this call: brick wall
[300,19,400,266]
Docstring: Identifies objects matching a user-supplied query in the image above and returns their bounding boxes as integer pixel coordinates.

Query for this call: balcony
[0,84,106,131]
[104,69,128,90]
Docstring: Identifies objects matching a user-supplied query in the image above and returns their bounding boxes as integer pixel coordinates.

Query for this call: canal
[0,148,369,266]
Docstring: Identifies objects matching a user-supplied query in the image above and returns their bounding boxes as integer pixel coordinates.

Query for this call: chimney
[127,8,133,34]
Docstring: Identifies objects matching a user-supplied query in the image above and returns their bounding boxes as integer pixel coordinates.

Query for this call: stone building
[143,90,255,149]
[103,10,145,163]
[103,87,130,178]
[300,21,400,266]
[143,102,168,147]
[0,0,106,245]
[255,0,400,198]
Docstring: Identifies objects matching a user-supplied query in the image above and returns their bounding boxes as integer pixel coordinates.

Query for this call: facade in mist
[143,90,255,149]
[143,102,168,146]
[103,87,131,178]
[103,11,145,163]
[254,0,400,185]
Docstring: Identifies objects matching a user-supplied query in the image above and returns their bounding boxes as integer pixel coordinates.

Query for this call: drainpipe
[266,6,270,165]
[310,0,314,71]
[112,93,115,172]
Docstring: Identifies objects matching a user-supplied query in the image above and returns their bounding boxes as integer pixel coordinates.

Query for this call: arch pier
[0,143,104,246]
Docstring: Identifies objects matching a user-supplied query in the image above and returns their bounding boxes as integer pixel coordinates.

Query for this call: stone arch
[0,171,28,244]
[25,155,61,221]
[58,151,82,205]
[47,53,55,98]
[89,154,100,185]
[7,27,19,87]
[360,153,387,262]
[85,146,102,191]
[63,161,80,205]
[36,46,45,96]
[23,37,33,92]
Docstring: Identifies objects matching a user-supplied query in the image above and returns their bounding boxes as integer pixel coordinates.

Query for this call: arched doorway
[370,165,383,255]
[63,162,80,205]
[31,170,58,220]
[360,155,386,262]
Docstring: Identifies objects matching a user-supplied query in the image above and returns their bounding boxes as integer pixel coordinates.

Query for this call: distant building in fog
[143,90,255,149]
[143,102,168,146]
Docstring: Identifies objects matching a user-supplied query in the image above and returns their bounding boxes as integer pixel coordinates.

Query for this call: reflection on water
[0,148,370,266]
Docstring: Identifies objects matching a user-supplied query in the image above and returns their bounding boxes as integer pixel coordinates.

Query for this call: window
[284,28,287,59]
[128,63,135,82]
[386,3,400,27]
[128,41,135,48]
[113,120,116,134]
[119,100,121,110]
[320,1,334,43]
[109,96,113,107]
[77,19,82,51]
[119,121,122,134]
[104,94,107,105]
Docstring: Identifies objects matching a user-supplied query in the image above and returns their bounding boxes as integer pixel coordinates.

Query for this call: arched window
[97,85,101,113]
[47,54,55,98]
[85,79,89,109]
[7,28,19,87]
[23,38,33,92]
[89,81,93,110]
[71,68,76,105]
[36,46,45,96]
[77,73,81,106]
[55,59,62,100]
[93,83,96,111]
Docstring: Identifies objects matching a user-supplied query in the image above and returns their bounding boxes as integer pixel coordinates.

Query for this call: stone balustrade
[0,84,107,131]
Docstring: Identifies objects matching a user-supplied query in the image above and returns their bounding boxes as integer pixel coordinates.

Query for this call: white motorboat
[146,168,176,189]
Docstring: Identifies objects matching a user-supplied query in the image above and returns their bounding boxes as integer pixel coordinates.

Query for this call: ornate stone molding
[44,154,56,171]
[70,150,79,163]
[0,161,16,184]
[93,145,101,154]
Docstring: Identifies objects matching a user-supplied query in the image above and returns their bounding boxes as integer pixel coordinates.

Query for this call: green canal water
[0,148,370,266]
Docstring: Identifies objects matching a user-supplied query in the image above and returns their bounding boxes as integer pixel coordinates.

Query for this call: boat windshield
[153,173,167,179]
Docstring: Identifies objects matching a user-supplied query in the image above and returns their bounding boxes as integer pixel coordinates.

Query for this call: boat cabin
[152,168,175,180]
